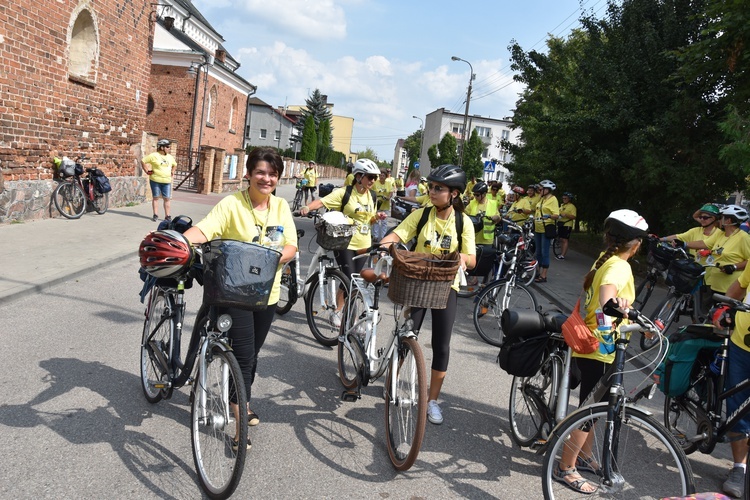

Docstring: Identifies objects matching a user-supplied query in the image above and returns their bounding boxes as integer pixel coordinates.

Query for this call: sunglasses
[364,174,378,181]
[698,215,715,220]
[428,183,447,193]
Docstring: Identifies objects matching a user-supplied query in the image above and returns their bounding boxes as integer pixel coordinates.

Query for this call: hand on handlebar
[721,264,737,274]
[710,304,734,329]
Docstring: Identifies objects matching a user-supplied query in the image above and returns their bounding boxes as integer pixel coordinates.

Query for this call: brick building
[0,0,154,222]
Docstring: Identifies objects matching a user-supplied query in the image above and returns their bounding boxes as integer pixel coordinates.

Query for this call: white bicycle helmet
[539,180,556,191]
[157,139,171,148]
[604,209,648,241]
[720,204,749,222]
[352,158,380,176]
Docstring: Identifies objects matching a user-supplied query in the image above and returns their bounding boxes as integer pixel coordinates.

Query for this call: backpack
[411,207,464,252]
[340,184,377,215]
[91,168,112,193]
[654,329,722,397]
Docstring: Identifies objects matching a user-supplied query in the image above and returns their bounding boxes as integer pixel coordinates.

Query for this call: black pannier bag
[497,309,549,377]
[91,168,112,193]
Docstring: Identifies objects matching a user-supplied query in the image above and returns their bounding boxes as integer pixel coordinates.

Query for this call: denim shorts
[726,341,750,433]
[150,180,172,199]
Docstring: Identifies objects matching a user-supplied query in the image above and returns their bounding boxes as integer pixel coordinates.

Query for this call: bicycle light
[217,314,233,333]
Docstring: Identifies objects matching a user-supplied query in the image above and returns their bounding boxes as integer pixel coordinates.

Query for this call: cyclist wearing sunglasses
[380,164,476,425]
[661,203,721,266]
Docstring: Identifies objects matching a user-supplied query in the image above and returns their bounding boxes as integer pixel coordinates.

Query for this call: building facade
[243,97,297,153]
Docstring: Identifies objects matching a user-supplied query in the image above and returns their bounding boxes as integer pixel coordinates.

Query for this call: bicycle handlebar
[602,298,659,335]
[713,293,750,312]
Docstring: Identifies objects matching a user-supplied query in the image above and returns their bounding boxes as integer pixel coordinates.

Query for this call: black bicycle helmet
[427,164,466,193]
[562,192,574,199]
[157,139,171,148]
[472,181,489,195]
[604,209,648,242]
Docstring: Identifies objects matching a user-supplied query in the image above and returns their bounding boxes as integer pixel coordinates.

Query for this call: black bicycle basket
[647,239,676,272]
[665,258,703,294]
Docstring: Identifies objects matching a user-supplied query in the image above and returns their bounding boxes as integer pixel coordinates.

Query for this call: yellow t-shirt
[321,187,376,250]
[416,193,432,207]
[374,178,395,212]
[534,195,560,233]
[393,207,476,291]
[142,152,176,184]
[395,178,404,190]
[576,253,635,363]
[676,226,717,265]
[303,167,318,187]
[344,173,354,186]
[702,229,750,293]
[196,192,298,305]
[559,202,577,228]
[466,198,499,245]
[732,267,750,352]
[488,190,506,204]
[418,182,428,196]
[527,194,541,212]
[508,200,528,223]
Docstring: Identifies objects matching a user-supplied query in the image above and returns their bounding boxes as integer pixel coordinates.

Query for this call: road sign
[414,162,420,169]
[484,161,495,173]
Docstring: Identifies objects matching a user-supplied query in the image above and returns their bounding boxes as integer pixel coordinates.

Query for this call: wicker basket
[315,220,355,250]
[387,249,460,309]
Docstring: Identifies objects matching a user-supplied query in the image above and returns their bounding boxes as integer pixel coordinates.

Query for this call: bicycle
[53,156,109,219]
[458,217,537,298]
[632,236,680,313]
[139,239,283,499]
[539,301,695,499]
[275,227,305,315]
[291,178,308,212]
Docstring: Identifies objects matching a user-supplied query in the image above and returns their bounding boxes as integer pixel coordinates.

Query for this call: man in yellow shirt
[141,139,177,222]
[302,161,319,203]
[373,170,395,242]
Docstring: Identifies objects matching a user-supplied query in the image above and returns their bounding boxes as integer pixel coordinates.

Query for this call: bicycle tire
[384,336,427,471]
[632,274,656,312]
[140,288,174,403]
[191,345,248,500]
[509,352,561,447]
[305,267,350,347]
[91,191,109,215]
[552,237,562,258]
[516,257,537,287]
[338,288,368,389]
[292,190,303,212]
[541,404,695,499]
[458,270,490,298]
[473,280,538,347]
[53,181,86,219]
[276,261,297,315]
[663,394,702,455]
[643,294,682,350]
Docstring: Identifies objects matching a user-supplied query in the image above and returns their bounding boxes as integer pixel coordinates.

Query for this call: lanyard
[428,207,454,255]
[243,189,270,243]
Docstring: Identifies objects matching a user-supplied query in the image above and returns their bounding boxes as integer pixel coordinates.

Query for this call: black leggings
[334,249,366,278]
[411,290,458,372]
[222,304,276,403]
[573,357,610,406]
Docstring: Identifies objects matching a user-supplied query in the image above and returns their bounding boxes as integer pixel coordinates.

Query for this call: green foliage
[300,115,317,162]
[506,0,744,235]
[428,133,459,168]
[427,144,439,168]
[318,119,332,148]
[462,128,484,180]
[403,128,423,167]
[299,89,333,133]
[355,147,379,162]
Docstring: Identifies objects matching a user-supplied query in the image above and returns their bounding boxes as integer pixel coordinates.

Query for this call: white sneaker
[329,310,342,328]
[427,400,443,425]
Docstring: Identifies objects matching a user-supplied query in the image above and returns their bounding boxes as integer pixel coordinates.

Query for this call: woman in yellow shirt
[532,180,559,283]
[556,192,577,260]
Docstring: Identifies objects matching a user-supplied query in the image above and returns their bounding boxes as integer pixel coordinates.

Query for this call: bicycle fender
[208,337,233,353]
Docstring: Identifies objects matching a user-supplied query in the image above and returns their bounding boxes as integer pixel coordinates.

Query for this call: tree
[427,132,459,168]
[355,147,379,162]
[300,115,317,162]
[316,119,334,165]
[462,128,484,181]
[299,89,333,134]
[403,128,423,168]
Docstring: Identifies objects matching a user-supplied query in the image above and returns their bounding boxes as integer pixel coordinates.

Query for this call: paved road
[0,182,735,498]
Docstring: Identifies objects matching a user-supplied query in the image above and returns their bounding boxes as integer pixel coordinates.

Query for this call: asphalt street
[0,181,735,498]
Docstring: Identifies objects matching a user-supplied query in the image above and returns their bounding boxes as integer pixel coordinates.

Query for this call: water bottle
[266,226,284,251]
[596,308,615,354]
[709,349,726,375]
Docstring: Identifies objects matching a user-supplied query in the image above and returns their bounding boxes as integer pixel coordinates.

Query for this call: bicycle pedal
[152,381,172,390]
[530,439,547,450]
[341,390,360,402]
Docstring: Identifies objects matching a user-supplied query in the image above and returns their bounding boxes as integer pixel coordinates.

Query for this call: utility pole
[451,56,474,167]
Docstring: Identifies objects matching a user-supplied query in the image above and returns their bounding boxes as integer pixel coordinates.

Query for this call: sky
[192,0,611,162]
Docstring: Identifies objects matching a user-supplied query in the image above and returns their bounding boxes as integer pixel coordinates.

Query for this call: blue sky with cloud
[193,0,609,161]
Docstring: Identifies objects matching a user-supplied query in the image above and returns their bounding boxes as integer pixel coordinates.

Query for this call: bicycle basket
[202,240,281,311]
[58,158,77,178]
[387,247,460,309]
[315,219,355,251]
[647,239,676,272]
[665,258,703,294]
[295,179,309,189]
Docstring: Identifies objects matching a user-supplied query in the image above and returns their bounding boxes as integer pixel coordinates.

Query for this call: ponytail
[582,243,620,291]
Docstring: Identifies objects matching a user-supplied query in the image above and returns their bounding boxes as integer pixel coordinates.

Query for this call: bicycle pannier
[497,334,548,377]
[647,238,676,272]
[665,259,703,294]
[91,168,112,193]
[202,240,281,311]
[318,183,335,198]
[59,158,77,178]
[654,329,722,397]
[561,298,599,354]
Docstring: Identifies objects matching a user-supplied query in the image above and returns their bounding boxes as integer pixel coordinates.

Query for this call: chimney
[215,49,226,63]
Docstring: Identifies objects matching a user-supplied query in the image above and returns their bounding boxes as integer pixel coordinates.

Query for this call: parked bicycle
[291,177,308,212]
[539,301,695,499]
[138,233,282,499]
[337,244,458,470]
[53,156,110,219]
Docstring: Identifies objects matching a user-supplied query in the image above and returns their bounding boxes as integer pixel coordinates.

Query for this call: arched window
[146,94,155,115]
[229,97,238,132]
[68,9,99,84]
[206,86,218,126]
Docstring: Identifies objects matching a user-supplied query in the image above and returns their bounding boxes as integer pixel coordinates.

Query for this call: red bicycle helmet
[139,230,194,278]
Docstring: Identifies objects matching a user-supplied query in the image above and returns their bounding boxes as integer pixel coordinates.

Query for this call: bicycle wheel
[385,336,427,471]
[305,267,350,347]
[509,352,560,447]
[632,275,656,312]
[663,394,703,455]
[53,181,86,219]
[541,405,695,499]
[516,257,538,287]
[292,190,303,212]
[191,345,248,500]
[458,271,489,298]
[276,261,297,315]
[338,288,368,389]
[552,237,562,258]
[473,280,538,347]
[91,191,109,214]
[140,288,173,404]
[642,294,682,350]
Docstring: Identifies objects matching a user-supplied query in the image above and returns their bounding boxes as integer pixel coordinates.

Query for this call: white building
[392,139,408,177]
[418,108,520,188]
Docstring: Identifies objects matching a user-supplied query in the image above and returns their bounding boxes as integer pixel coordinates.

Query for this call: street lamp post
[451,56,474,167]
[412,115,424,172]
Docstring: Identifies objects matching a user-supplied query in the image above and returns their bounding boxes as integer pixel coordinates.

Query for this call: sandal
[552,465,597,494]
[535,277,547,283]
[232,436,252,453]
[248,409,260,427]
[576,455,603,477]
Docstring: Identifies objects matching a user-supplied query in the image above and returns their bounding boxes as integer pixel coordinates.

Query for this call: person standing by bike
[302,160,319,203]
[300,159,381,326]
[373,169,395,243]
[380,164,476,426]
[183,147,298,450]
[556,192,576,260]
[141,139,176,222]
[465,181,500,285]
[660,203,720,266]
[553,209,648,494]
[533,180,559,283]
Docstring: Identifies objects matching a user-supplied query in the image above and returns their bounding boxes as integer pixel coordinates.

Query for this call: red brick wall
[0,0,152,180]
